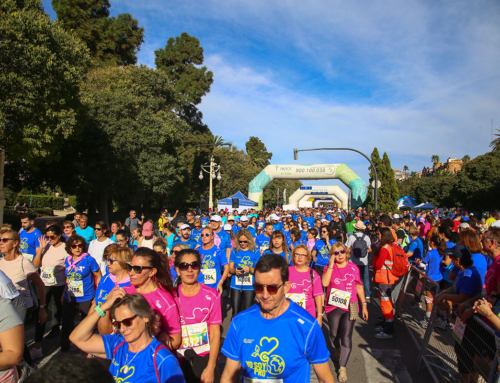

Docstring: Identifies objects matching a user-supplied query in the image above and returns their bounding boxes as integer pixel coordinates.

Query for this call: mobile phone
[236,267,243,271]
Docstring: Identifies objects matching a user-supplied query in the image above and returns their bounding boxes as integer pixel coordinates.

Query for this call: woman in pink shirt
[174,249,222,383]
[287,245,324,326]
[322,242,368,383]
[123,248,181,350]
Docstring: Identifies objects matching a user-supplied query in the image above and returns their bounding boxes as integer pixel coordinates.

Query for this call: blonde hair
[202,226,214,235]
[2,230,21,254]
[330,242,350,259]
[153,238,168,251]
[234,229,256,252]
[0,224,12,234]
[172,243,190,251]
[109,247,134,269]
[291,244,311,265]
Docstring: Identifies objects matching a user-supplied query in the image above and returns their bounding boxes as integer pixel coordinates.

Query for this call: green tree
[263,180,302,207]
[431,154,440,167]
[364,147,382,210]
[52,0,144,66]
[403,165,409,179]
[155,32,214,134]
[379,152,398,212]
[491,130,500,151]
[245,136,273,169]
[0,0,91,163]
[462,155,471,163]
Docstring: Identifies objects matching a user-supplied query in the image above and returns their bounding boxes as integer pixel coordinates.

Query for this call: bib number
[236,274,253,286]
[68,280,84,297]
[453,317,466,345]
[178,322,210,356]
[328,289,351,310]
[23,253,34,262]
[202,269,217,285]
[40,267,55,284]
[286,293,306,308]
[244,378,283,383]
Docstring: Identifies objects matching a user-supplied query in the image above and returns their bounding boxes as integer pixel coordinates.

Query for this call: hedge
[16,195,64,210]
[68,196,77,208]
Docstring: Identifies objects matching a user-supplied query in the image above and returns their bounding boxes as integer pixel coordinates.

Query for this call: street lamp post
[198,151,222,210]
[293,147,378,211]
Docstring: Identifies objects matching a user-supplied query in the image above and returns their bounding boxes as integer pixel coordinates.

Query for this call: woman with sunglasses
[312,226,337,275]
[70,293,184,383]
[31,225,67,359]
[170,243,190,285]
[62,221,75,240]
[288,245,324,325]
[229,229,260,316]
[91,246,133,334]
[174,249,222,383]
[263,231,290,264]
[123,248,181,350]
[199,227,229,294]
[61,235,102,356]
[322,243,367,382]
[88,221,114,276]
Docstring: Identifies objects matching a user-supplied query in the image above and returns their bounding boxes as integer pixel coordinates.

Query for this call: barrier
[396,266,499,383]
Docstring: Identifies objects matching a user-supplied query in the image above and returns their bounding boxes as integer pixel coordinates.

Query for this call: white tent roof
[415,202,435,209]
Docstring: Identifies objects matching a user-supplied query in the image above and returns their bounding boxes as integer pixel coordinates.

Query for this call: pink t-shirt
[123,285,181,335]
[287,266,323,318]
[174,284,222,357]
[40,243,67,287]
[485,255,500,296]
[324,261,362,314]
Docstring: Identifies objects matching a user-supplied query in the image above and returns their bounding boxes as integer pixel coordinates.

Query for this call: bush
[68,196,78,208]
[16,195,64,210]
[32,208,54,216]
[4,188,18,206]
[3,208,22,231]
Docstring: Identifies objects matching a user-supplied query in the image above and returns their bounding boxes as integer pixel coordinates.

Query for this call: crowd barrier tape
[395,266,499,383]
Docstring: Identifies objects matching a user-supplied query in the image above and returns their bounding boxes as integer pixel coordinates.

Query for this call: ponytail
[134,247,173,294]
[430,234,446,256]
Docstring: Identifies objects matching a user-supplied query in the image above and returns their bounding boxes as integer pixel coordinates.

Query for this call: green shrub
[32,208,54,216]
[68,196,78,208]
[4,188,18,206]
[16,195,64,210]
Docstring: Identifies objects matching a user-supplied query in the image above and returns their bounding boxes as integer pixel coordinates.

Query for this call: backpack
[389,243,409,277]
[351,233,368,258]
[113,341,167,383]
[397,228,410,250]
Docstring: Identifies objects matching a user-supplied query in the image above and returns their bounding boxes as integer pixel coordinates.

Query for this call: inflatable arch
[298,196,340,208]
[249,164,367,210]
[289,186,348,208]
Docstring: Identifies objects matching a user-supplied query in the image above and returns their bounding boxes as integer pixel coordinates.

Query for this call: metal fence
[395,266,499,383]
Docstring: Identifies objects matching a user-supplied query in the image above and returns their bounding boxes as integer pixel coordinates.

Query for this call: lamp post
[198,151,222,210]
[293,147,378,211]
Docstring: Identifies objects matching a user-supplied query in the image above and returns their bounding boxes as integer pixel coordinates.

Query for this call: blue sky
[42,0,500,194]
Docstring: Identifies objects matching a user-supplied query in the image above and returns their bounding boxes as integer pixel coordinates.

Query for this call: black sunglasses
[178,261,201,271]
[333,249,346,255]
[126,263,154,274]
[112,314,138,329]
[200,233,211,237]
[254,283,284,295]
[239,240,248,244]
[95,228,102,231]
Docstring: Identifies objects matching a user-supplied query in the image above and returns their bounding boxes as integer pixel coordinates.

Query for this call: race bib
[235,274,253,286]
[23,253,34,262]
[68,280,84,297]
[177,322,210,356]
[244,378,283,383]
[260,245,268,254]
[286,293,306,309]
[328,289,351,310]
[40,267,55,284]
[453,317,466,345]
[202,269,217,285]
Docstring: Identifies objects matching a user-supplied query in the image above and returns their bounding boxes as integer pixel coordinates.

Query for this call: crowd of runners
[0,205,499,383]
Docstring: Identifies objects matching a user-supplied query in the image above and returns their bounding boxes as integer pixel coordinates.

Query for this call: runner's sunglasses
[178,261,201,271]
[333,249,346,255]
[112,314,138,329]
[71,244,84,249]
[126,263,154,274]
[254,283,284,295]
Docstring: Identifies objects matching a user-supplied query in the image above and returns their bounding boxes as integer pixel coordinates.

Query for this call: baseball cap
[286,214,292,218]
[459,222,470,229]
[315,212,320,216]
[240,216,249,222]
[180,224,191,231]
[223,224,232,231]
[142,222,153,236]
[210,215,222,222]
[227,216,235,221]
[270,214,278,220]
[393,214,400,219]
[490,221,500,228]
[445,244,472,260]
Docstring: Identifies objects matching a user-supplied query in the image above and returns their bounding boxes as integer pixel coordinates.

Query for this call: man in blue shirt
[211,215,231,261]
[172,224,198,249]
[269,214,282,232]
[239,216,256,238]
[221,253,334,382]
[256,223,274,255]
[19,214,42,262]
[75,215,96,245]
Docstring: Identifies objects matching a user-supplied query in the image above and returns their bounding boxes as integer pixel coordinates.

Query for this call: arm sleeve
[163,303,181,335]
[219,248,228,266]
[354,265,362,286]
[408,241,417,253]
[375,248,389,270]
[305,321,330,364]
[102,333,121,359]
[459,273,477,295]
[157,353,185,383]
[229,249,235,263]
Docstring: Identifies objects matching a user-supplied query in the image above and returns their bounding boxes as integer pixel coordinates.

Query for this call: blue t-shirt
[424,249,443,282]
[303,217,316,227]
[65,254,100,302]
[191,228,203,245]
[262,249,290,263]
[290,238,306,251]
[20,228,42,262]
[455,266,483,297]
[300,231,308,241]
[172,237,198,249]
[201,217,209,227]
[170,265,178,287]
[451,253,487,286]
[95,274,131,306]
[441,241,456,282]
[256,234,271,252]
[102,334,184,383]
[222,302,330,381]
[199,245,228,289]
[272,222,283,232]
[229,249,260,291]
[75,226,96,245]
[313,239,337,267]
[242,226,257,238]
[407,238,424,261]
[214,229,231,251]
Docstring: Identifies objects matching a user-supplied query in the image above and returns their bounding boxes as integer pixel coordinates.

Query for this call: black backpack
[351,233,368,258]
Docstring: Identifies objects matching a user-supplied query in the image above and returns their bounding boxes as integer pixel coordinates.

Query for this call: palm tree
[403,165,409,179]
[431,155,440,166]
[490,129,500,151]
[462,155,471,163]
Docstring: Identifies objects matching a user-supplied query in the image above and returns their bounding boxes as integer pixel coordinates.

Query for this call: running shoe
[434,317,447,330]
[376,317,385,325]
[374,331,393,339]
[375,325,385,332]
[419,318,429,329]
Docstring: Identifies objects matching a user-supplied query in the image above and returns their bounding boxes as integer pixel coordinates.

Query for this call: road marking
[360,348,413,383]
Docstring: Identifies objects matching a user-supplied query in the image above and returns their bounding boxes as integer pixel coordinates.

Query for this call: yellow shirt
[486,217,497,228]
[158,217,167,232]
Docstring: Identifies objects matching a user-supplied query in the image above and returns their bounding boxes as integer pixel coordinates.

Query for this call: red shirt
[485,255,500,296]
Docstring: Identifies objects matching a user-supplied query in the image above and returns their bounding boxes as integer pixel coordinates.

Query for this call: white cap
[286,214,292,218]
[270,214,278,220]
[490,221,500,228]
[180,224,191,230]
[321,219,328,223]
[294,208,300,211]
[240,216,249,222]
[223,224,232,231]
[210,215,222,222]
[459,222,470,229]
[393,214,400,219]
[315,212,320,215]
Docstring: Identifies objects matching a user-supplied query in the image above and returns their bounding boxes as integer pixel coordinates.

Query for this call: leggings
[35,285,64,343]
[61,299,92,352]
[326,309,355,367]
[230,289,255,317]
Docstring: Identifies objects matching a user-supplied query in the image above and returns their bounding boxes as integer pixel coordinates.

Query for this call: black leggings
[35,285,64,343]
[326,309,355,367]
[231,289,255,317]
[61,299,92,352]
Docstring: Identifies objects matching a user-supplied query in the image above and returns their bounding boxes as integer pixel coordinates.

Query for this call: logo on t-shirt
[155,300,162,309]
[247,337,285,377]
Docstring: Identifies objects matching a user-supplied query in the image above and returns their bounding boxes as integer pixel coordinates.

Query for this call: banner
[277,188,279,206]
[283,189,287,204]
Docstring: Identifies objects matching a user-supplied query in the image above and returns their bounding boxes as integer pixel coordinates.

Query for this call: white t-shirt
[141,237,155,250]
[0,270,20,300]
[0,256,37,308]
[40,243,67,287]
[345,232,371,266]
[88,238,114,276]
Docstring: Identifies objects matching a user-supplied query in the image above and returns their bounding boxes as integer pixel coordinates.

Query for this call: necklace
[123,337,151,374]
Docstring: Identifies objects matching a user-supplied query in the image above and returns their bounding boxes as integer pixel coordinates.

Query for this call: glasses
[0,238,14,243]
[333,249,346,255]
[321,231,328,234]
[126,263,154,274]
[156,251,164,256]
[171,250,180,255]
[295,253,308,258]
[95,228,102,231]
[71,244,84,249]
[116,239,126,244]
[46,235,57,240]
[112,314,138,329]
[178,261,201,271]
[63,225,72,229]
[201,233,211,237]
[106,258,118,264]
[239,241,248,244]
[254,283,284,295]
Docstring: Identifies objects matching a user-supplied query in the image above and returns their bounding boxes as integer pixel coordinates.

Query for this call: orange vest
[374,244,399,284]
